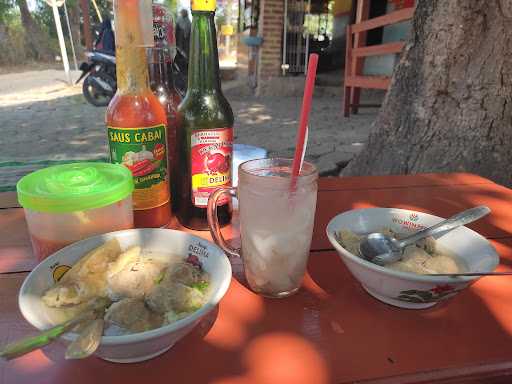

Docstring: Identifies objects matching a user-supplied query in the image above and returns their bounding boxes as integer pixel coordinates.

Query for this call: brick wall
[257,0,284,81]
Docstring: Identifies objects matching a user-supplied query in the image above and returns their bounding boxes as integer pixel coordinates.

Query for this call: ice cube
[243,223,313,294]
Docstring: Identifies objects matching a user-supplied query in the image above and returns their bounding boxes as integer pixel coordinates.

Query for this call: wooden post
[80,0,93,51]
[351,0,370,114]
[343,24,352,117]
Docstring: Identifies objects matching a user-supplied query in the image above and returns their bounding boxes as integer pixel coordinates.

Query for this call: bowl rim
[325,207,500,284]
[18,228,232,346]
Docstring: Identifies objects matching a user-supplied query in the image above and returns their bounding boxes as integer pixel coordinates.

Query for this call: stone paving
[231,92,378,174]
[0,70,379,190]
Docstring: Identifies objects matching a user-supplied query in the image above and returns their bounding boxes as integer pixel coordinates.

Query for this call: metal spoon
[0,309,95,361]
[359,206,491,266]
[425,272,512,277]
[0,298,109,361]
[65,318,104,360]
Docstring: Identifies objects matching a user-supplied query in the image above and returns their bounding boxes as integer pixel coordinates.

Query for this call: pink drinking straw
[290,53,319,192]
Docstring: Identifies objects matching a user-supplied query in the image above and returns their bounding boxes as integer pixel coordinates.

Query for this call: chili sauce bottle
[175,0,234,230]
[106,0,171,228]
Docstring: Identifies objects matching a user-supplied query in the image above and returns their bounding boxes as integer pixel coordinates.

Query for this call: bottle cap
[191,0,216,12]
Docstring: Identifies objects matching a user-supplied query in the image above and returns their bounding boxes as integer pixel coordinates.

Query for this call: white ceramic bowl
[19,229,232,363]
[326,208,499,309]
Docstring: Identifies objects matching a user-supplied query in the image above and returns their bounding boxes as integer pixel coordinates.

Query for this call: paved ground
[0,69,81,98]
[0,69,379,190]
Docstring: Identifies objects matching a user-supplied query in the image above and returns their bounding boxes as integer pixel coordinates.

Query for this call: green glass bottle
[175,0,234,230]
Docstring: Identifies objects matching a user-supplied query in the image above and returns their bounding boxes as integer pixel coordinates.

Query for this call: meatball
[167,262,204,285]
[104,298,162,333]
[337,229,362,257]
[146,280,205,314]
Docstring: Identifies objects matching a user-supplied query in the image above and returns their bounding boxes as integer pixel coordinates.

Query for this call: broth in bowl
[335,228,468,275]
[325,208,499,309]
[18,228,232,363]
[42,239,210,335]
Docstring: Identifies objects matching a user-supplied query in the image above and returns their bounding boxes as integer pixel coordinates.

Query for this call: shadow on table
[3,271,332,384]
[305,174,512,381]
[313,173,512,251]
[407,173,512,240]
[5,173,512,383]
[4,252,512,384]
[305,249,512,382]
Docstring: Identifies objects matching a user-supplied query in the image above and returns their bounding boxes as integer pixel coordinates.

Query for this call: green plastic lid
[17,162,134,213]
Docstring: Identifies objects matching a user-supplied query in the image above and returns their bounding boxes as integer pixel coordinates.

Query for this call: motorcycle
[77,13,188,107]
[76,48,188,107]
[76,50,117,107]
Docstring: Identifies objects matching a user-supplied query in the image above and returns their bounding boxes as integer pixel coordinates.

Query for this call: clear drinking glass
[207,158,318,298]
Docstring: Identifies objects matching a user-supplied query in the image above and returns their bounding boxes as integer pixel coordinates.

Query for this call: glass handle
[207,187,241,258]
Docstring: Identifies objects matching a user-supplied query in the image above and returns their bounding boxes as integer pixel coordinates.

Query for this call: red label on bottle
[190,128,233,208]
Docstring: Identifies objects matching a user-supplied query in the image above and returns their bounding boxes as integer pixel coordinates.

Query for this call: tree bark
[67,0,83,58]
[0,21,8,64]
[80,0,93,51]
[0,20,6,42]
[16,0,54,61]
[342,0,512,187]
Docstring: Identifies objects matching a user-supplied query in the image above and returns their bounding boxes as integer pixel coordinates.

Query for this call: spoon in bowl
[359,206,491,266]
[65,318,104,360]
[0,298,109,361]
[425,272,512,277]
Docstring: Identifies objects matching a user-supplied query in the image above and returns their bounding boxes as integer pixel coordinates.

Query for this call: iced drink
[208,158,318,298]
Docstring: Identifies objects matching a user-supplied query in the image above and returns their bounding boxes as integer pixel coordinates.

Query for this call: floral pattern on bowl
[326,207,500,309]
[397,284,464,304]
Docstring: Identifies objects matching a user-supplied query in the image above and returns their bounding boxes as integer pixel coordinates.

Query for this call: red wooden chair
[343,2,414,117]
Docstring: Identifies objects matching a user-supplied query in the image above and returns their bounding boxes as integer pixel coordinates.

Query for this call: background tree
[342,0,512,187]
[0,0,42,65]
[0,0,12,41]
[67,0,82,56]
[15,0,53,60]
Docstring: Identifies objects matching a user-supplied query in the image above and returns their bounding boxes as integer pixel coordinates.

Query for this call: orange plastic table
[1,173,512,384]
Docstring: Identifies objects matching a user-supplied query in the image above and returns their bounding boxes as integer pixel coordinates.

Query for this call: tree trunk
[0,21,8,64]
[67,0,84,58]
[342,0,512,187]
[80,0,93,51]
[0,20,6,42]
[0,20,7,41]
[16,0,54,61]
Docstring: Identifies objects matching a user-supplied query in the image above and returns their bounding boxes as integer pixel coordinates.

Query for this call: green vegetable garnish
[190,281,209,293]
[154,272,165,284]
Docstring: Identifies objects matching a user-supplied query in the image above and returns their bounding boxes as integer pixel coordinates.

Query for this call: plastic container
[231,144,268,210]
[232,144,268,187]
[17,162,134,261]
